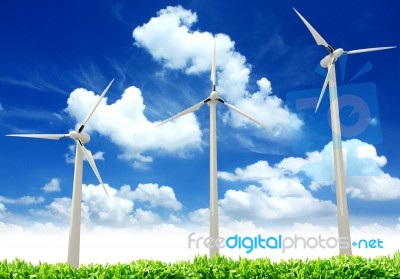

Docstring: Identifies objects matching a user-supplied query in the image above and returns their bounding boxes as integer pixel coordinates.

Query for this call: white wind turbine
[156,41,266,257]
[294,8,396,255]
[7,79,114,267]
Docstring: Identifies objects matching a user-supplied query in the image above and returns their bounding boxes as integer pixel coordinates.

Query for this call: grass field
[1,253,400,278]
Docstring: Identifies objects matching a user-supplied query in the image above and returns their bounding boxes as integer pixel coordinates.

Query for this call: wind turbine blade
[211,40,217,87]
[78,79,115,132]
[156,99,207,127]
[316,60,334,113]
[222,101,268,130]
[293,8,332,52]
[78,142,109,197]
[346,46,396,55]
[6,134,68,140]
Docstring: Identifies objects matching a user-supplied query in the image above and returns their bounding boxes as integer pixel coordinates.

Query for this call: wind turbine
[156,41,266,257]
[7,79,114,267]
[294,8,396,255]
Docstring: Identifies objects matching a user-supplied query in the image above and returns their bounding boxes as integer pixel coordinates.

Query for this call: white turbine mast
[156,39,266,257]
[7,79,115,267]
[294,7,396,255]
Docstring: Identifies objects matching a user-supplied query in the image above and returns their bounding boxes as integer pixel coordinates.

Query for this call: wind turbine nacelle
[69,131,90,143]
[320,48,345,68]
[210,90,218,101]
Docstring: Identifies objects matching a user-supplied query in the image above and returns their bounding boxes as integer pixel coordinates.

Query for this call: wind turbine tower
[294,8,396,255]
[157,41,266,257]
[7,79,114,267]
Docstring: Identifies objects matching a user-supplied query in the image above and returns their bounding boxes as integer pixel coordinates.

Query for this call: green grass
[1,252,400,278]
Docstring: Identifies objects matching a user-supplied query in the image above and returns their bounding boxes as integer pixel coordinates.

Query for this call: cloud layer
[0,221,399,264]
[30,182,182,227]
[217,160,336,223]
[297,139,400,201]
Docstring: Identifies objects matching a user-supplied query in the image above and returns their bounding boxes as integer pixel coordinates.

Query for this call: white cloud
[218,160,336,223]
[132,5,302,139]
[0,221,399,264]
[133,6,213,73]
[32,184,136,226]
[298,139,400,201]
[65,144,105,164]
[277,157,308,175]
[134,208,161,224]
[347,174,400,200]
[119,183,182,211]
[65,86,202,167]
[0,195,44,205]
[130,154,153,169]
[81,184,137,225]
[92,151,105,161]
[217,138,400,224]
[52,112,62,120]
[0,222,197,264]
[30,197,71,220]
[188,208,209,223]
[42,178,61,193]
[168,214,181,223]
[0,203,7,219]
[64,144,76,164]
[31,183,182,226]
[370,117,379,125]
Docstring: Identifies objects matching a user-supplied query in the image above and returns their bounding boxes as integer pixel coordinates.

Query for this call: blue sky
[0,0,399,263]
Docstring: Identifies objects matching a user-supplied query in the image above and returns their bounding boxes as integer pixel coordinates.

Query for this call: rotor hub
[210,90,218,101]
[69,131,90,143]
[320,48,344,68]
[320,55,332,68]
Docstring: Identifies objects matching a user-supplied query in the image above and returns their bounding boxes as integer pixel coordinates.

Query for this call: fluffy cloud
[133,6,213,73]
[188,208,209,223]
[65,144,105,164]
[42,178,61,193]
[118,183,182,211]
[65,86,202,167]
[218,160,336,223]
[133,5,302,138]
[30,197,71,220]
[64,145,76,163]
[81,184,135,225]
[31,185,134,226]
[1,220,399,264]
[133,208,161,224]
[347,175,400,200]
[0,203,7,219]
[297,139,400,201]
[91,151,105,161]
[31,183,182,226]
[0,222,198,264]
[217,139,400,225]
[0,195,44,205]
